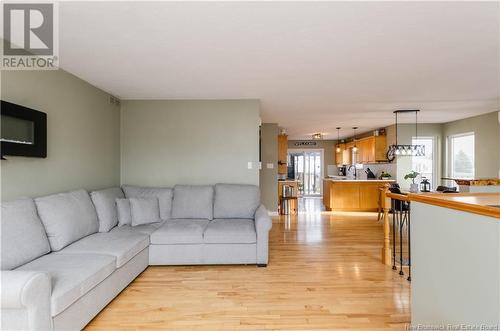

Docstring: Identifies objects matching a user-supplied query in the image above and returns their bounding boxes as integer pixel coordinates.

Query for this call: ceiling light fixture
[387,110,425,160]
[336,127,341,153]
[312,133,323,140]
[352,127,358,153]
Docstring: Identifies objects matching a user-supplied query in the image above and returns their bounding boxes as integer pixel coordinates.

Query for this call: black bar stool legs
[399,208,404,276]
[391,199,397,271]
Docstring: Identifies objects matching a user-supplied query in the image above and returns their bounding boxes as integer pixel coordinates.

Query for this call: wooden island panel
[324,179,393,211]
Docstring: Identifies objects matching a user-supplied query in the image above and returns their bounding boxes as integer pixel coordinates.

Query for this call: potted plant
[404,170,420,193]
[379,171,392,180]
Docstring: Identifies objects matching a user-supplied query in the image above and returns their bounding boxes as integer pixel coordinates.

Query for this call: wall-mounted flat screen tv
[1,100,47,158]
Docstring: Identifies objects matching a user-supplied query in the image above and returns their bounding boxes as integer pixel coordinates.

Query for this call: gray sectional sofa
[1,184,272,331]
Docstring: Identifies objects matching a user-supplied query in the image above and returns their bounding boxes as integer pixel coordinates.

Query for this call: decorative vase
[410,183,419,193]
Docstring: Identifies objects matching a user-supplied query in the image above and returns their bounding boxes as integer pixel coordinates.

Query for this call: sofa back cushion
[1,198,51,270]
[171,185,214,220]
[129,198,162,226]
[90,187,124,232]
[214,184,260,219]
[35,189,99,251]
[122,185,173,221]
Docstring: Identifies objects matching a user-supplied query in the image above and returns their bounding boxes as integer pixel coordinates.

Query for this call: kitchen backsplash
[346,163,397,180]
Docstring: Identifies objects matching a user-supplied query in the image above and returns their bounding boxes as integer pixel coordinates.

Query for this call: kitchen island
[323,178,394,211]
[409,192,500,326]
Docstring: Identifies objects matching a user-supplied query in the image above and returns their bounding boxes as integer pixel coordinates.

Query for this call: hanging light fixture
[352,127,358,153]
[387,110,425,160]
[336,127,341,152]
[312,133,323,140]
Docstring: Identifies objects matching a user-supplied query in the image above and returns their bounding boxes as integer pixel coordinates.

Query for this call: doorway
[287,149,324,196]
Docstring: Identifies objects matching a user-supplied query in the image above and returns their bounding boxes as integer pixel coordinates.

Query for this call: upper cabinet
[336,135,387,165]
[278,134,288,175]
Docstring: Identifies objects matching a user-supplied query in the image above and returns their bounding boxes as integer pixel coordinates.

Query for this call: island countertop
[323,178,395,183]
[406,192,500,218]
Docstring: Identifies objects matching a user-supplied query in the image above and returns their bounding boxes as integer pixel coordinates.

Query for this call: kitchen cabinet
[323,179,394,211]
[278,134,288,175]
[353,135,387,164]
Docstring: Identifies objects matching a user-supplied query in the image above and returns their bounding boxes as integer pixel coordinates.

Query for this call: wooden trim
[407,193,500,219]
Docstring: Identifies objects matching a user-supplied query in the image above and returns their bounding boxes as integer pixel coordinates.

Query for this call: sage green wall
[442,111,500,179]
[1,70,121,201]
[259,123,278,212]
[120,100,260,187]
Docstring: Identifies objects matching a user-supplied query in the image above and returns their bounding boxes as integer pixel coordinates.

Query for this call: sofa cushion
[57,231,149,267]
[116,198,132,226]
[110,221,164,236]
[1,198,51,270]
[203,219,256,244]
[150,219,209,244]
[171,185,214,220]
[122,185,173,221]
[130,198,162,226]
[90,187,124,232]
[214,184,260,219]
[35,190,99,251]
[16,253,116,316]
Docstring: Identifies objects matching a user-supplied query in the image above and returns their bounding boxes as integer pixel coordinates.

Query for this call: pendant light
[352,127,358,153]
[387,110,425,160]
[335,127,341,153]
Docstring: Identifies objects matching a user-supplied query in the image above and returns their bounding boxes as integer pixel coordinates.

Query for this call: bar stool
[389,186,411,281]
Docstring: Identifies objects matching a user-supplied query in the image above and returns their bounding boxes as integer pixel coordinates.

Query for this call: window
[449,133,475,179]
[412,137,436,188]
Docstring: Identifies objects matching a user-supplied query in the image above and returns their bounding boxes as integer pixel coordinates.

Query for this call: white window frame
[411,136,437,189]
[447,132,475,180]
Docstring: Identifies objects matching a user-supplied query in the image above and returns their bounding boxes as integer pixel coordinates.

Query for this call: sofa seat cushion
[204,219,256,244]
[1,198,51,270]
[35,189,99,251]
[214,184,260,219]
[111,221,164,236]
[57,231,149,267]
[16,253,116,316]
[150,219,209,244]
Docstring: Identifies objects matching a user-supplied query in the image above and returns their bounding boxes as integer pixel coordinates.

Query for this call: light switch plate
[266,163,274,169]
[247,162,252,169]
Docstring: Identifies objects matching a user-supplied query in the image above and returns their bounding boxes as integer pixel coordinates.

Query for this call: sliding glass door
[288,149,323,196]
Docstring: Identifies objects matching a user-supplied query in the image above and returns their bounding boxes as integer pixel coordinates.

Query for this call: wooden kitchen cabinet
[354,135,387,164]
[323,179,393,211]
[278,134,288,175]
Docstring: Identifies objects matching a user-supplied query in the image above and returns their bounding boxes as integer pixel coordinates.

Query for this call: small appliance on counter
[338,165,346,176]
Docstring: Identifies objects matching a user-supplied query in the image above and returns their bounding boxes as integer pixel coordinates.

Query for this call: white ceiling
[59,1,500,139]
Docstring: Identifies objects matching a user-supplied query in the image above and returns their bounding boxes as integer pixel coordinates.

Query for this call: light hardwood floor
[86,199,411,330]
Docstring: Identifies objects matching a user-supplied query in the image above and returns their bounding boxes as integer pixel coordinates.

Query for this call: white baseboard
[268,211,279,216]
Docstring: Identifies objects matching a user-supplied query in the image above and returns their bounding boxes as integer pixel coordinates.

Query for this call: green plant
[404,170,420,184]
[380,171,391,178]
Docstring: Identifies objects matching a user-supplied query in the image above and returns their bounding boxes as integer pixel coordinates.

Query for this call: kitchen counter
[323,178,393,211]
[324,178,395,183]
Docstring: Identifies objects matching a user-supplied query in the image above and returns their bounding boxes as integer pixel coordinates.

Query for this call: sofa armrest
[1,270,52,331]
[254,204,272,235]
[254,205,272,265]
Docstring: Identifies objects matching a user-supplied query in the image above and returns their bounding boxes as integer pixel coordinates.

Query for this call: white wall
[120,100,260,187]
[1,70,121,201]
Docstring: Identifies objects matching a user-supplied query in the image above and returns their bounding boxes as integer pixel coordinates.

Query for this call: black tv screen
[1,100,47,158]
